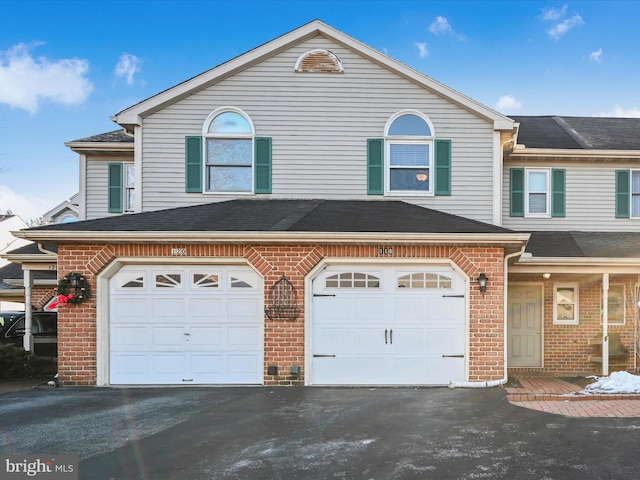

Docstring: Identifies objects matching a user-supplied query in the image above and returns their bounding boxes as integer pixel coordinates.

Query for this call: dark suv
[0,311,57,357]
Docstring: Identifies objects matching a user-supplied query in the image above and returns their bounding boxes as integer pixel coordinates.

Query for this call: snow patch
[581,371,640,394]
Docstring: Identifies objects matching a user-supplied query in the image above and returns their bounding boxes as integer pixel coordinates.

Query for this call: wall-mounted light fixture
[542,273,551,279]
[477,273,488,295]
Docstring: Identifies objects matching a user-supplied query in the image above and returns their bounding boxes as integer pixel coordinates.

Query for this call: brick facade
[508,273,638,376]
[55,243,506,386]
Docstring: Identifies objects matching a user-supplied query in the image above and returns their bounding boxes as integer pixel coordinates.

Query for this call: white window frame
[124,163,135,212]
[631,170,640,218]
[525,168,550,217]
[202,107,255,195]
[602,283,626,325]
[384,110,435,196]
[553,283,579,325]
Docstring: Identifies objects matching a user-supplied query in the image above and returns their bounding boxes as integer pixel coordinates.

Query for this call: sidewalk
[506,375,640,418]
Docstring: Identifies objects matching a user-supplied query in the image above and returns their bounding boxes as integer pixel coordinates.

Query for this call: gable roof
[114,20,513,131]
[15,200,528,248]
[512,116,640,150]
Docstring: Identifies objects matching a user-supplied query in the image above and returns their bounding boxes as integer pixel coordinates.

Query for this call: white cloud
[114,53,142,85]
[428,16,466,41]
[495,95,522,112]
[540,4,568,21]
[589,48,603,63]
[414,42,429,59]
[0,43,93,113]
[0,185,51,221]
[594,105,640,118]
[547,13,584,40]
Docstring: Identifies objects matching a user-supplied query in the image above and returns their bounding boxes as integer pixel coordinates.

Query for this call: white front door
[109,265,263,385]
[310,265,466,386]
[507,284,543,367]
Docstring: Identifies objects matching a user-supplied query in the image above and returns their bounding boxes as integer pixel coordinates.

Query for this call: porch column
[22,268,33,353]
[602,273,609,376]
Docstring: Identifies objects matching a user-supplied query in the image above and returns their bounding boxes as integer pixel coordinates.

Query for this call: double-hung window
[108,162,135,213]
[385,112,434,194]
[553,283,579,325]
[526,169,550,216]
[510,167,565,217]
[204,109,254,193]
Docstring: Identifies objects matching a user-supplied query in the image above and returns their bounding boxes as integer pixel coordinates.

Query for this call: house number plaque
[171,248,187,256]
[378,247,394,256]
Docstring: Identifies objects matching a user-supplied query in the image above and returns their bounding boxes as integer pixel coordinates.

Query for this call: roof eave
[13,230,530,246]
[510,146,640,161]
[64,141,134,154]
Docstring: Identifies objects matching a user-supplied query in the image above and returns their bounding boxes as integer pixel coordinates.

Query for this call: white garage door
[109,265,263,385]
[311,265,466,386]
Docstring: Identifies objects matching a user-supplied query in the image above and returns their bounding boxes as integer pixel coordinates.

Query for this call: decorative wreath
[54,272,91,305]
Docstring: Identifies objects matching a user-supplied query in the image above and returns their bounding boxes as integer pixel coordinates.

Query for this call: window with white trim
[632,170,640,217]
[553,283,579,325]
[203,109,254,193]
[384,111,434,194]
[526,168,550,216]
[397,272,452,289]
[325,273,380,288]
[604,284,626,325]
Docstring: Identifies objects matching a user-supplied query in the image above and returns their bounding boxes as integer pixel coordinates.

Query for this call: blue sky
[1,0,640,221]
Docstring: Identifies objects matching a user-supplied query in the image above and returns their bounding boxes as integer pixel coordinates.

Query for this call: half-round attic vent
[294,49,344,73]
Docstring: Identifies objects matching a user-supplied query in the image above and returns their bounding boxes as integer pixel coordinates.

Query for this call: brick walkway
[506,375,640,418]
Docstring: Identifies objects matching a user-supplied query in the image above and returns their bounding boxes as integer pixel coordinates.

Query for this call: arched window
[203,108,255,193]
[384,111,435,194]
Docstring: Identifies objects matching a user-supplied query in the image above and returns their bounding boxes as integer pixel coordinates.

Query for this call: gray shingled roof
[512,116,640,150]
[29,200,513,234]
[526,231,640,258]
[68,129,134,143]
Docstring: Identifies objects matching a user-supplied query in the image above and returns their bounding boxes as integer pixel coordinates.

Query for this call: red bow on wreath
[48,293,76,310]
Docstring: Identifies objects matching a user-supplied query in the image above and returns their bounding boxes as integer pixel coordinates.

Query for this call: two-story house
[11,21,640,387]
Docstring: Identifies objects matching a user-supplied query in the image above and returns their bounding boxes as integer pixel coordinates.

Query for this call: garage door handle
[390,329,393,344]
[385,329,388,344]
[442,355,464,358]
[313,354,336,358]
[442,294,465,298]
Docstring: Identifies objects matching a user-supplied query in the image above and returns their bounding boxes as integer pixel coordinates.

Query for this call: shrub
[0,345,57,382]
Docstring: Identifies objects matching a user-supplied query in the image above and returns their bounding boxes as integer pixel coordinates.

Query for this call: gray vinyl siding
[137,35,497,223]
[85,155,132,220]
[502,160,640,232]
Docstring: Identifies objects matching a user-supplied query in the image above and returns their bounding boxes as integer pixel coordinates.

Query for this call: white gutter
[11,230,530,246]
[450,244,527,388]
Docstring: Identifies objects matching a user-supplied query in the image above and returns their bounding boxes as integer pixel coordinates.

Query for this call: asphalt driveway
[1,385,639,479]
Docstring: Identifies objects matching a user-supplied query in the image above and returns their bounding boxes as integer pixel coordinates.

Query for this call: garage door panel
[313,327,350,352]
[314,297,352,323]
[354,328,387,353]
[111,326,149,349]
[111,298,149,320]
[354,298,384,323]
[426,326,465,353]
[152,327,186,349]
[190,298,223,321]
[110,265,263,385]
[152,355,186,375]
[227,327,260,347]
[189,326,223,347]
[151,300,185,324]
[311,265,466,386]
[190,354,223,374]
[112,354,147,376]
[393,298,426,322]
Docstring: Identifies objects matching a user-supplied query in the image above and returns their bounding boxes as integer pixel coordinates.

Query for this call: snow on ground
[581,371,640,394]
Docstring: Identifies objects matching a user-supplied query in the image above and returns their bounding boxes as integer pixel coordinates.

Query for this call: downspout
[602,273,609,376]
[450,244,527,388]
